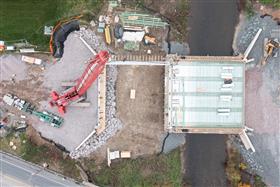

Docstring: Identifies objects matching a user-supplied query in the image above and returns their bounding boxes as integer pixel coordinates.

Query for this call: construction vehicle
[3,94,63,128]
[50,50,109,114]
[261,39,280,66]
[144,35,156,45]
[32,110,63,128]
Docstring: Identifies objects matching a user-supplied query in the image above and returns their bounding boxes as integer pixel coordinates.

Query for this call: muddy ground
[91,65,165,163]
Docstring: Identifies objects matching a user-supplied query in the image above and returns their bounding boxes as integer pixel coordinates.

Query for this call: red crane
[50,50,109,114]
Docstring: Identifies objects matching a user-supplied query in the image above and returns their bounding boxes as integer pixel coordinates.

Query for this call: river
[184,0,239,186]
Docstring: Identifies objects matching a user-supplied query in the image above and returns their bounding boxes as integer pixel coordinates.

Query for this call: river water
[184,0,239,186]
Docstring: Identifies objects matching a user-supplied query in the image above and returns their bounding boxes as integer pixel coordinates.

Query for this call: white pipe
[245,126,254,132]
[244,28,262,60]
[79,36,97,55]
[74,130,96,151]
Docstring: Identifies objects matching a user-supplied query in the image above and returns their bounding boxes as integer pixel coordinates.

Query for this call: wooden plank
[96,66,107,135]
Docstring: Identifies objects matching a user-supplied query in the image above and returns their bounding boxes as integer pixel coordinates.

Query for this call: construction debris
[130,89,136,99]
[107,148,131,167]
[21,55,42,65]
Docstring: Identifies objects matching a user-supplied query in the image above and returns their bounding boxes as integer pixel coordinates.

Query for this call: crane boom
[50,50,109,114]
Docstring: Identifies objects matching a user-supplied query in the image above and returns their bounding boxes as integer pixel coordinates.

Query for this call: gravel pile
[70,65,123,159]
[77,27,107,52]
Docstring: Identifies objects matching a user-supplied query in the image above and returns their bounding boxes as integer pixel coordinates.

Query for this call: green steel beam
[172,107,243,113]
[171,92,243,97]
[172,122,243,128]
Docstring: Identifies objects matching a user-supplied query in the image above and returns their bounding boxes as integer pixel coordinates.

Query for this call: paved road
[184,0,239,186]
[0,152,82,187]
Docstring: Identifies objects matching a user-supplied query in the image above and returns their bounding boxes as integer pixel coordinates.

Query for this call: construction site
[0,0,279,186]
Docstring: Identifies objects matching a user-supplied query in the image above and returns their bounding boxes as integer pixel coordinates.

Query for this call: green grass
[89,149,182,187]
[245,0,255,18]
[259,0,280,8]
[254,175,267,187]
[19,134,50,163]
[0,0,104,48]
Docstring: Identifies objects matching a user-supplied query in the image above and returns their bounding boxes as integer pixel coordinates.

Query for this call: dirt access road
[184,0,239,186]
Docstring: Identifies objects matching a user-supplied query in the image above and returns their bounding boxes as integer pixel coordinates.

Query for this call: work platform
[164,56,246,134]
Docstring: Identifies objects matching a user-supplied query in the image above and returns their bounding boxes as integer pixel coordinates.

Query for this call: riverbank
[231,10,280,185]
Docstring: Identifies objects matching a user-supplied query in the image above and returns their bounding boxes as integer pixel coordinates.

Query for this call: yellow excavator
[261,39,280,66]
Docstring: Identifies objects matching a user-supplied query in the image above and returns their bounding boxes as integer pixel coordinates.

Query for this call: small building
[165,56,245,134]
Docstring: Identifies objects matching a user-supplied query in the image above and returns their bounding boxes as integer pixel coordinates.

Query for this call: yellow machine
[105,25,111,45]
[144,35,156,45]
[262,39,280,66]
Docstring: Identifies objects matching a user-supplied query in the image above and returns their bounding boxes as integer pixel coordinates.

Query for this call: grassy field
[259,0,280,8]
[0,0,104,48]
[88,149,182,187]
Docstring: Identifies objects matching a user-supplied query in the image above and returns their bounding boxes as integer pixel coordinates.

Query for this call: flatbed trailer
[3,94,63,128]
